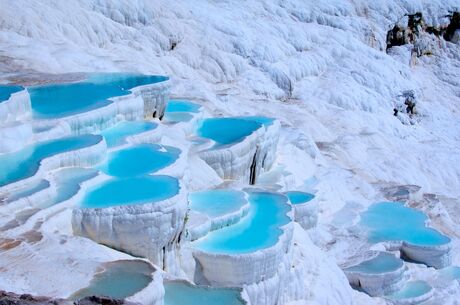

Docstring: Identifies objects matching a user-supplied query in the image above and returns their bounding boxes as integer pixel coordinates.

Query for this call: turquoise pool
[81,175,179,208]
[196,118,263,146]
[100,121,157,147]
[164,281,245,305]
[28,73,168,119]
[192,192,291,254]
[71,260,152,300]
[166,100,201,113]
[0,85,23,102]
[387,281,432,300]
[344,252,403,274]
[285,191,315,205]
[52,168,99,205]
[0,135,102,187]
[439,266,460,281]
[360,202,450,246]
[189,190,247,218]
[98,144,180,177]
[234,116,274,126]
[4,179,49,203]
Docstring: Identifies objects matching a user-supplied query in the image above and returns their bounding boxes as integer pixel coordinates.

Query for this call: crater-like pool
[196,117,263,146]
[285,191,315,205]
[192,191,290,254]
[387,281,432,300]
[80,175,179,208]
[29,73,168,119]
[164,281,245,305]
[189,190,247,218]
[344,252,403,274]
[98,144,180,177]
[360,202,450,246]
[100,121,157,147]
[0,135,102,187]
[0,85,24,102]
[71,260,153,300]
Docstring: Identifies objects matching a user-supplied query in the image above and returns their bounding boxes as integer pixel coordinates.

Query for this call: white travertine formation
[72,179,187,273]
[0,122,34,153]
[1,136,107,193]
[192,207,293,286]
[131,79,171,120]
[0,89,31,125]
[342,251,407,297]
[401,241,452,269]
[198,120,280,184]
[291,197,319,230]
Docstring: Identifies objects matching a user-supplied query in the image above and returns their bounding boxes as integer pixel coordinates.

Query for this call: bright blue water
[197,118,262,146]
[234,116,275,126]
[29,73,167,119]
[344,252,403,274]
[5,180,50,203]
[71,261,152,300]
[439,266,460,281]
[100,121,157,147]
[164,282,245,305]
[360,202,451,246]
[164,112,194,122]
[52,168,99,205]
[189,190,247,218]
[192,192,291,254]
[166,100,201,113]
[0,85,23,102]
[81,175,179,208]
[98,144,180,177]
[387,281,432,300]
[285,191,315,205]
[0,135,102,187]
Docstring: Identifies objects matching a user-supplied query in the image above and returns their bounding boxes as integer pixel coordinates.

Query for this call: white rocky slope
[0,1,459,305]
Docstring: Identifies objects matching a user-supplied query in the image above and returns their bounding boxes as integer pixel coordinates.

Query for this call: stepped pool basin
[360,202,450,246]
[29,73,168,119]
[51,168,99,205]
[166,100,201,113]
[3,179,49,203]
[70,260,153,300]
[164,281,245,305]
[98,144,180,177]
[439,266,460,281]
[344,252,404,274]
[100,121,157,147]
[0,135,102,187]
[285,191,315,205]
[192,192,291,254]
[164,99,200,122]
[189,190,247,218]
[80,175,179,208]
[387,281,432,301]
[196,117,263,146]
[0,85,24,102]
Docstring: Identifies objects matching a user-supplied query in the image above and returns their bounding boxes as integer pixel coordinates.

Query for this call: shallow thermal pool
[196,117,264,146]
[98,144,180,177]
[387,281,432,300]
[3,179,49,203]
[192,192,291,254]
[163,100,201,123]
[189,189,247,218]
[344,252,403,274]
[164,281,245,305]
[0,85,24,102]
[51,167,99,205]
[359,202,450,246]
[70,260,153,300]
[28,73,167,119]
[100,121,157,147]
[0,135,102,187]
[80,175,179,208]
[439,266,460,281]
[285,191,315,205]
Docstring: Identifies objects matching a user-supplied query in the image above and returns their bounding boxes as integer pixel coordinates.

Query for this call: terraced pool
[189,189,247,218]
[164,281,245,305]
[0,85,24,102]
[344,252,403,274]
[285,191,315,205]
[196,118,263,146]
[100,121,157,147]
